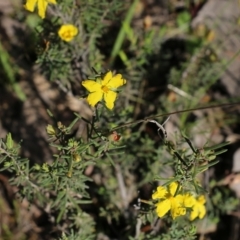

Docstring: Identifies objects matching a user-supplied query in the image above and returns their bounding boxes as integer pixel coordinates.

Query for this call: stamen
[101,85,109,93]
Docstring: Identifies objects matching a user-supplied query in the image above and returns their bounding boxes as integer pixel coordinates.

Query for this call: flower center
[63,31,71,38]
[101,85,109,93]
[166,193,172,199]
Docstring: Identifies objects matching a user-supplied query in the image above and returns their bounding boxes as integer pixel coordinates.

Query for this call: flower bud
[46,124,56,136]
[6,133,13,149]
[108,131,121,142]
[67,171,72,178]
[42,163,49,172]
[73,153,81,162]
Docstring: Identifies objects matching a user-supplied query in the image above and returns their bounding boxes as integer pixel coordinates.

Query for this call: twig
[115,163,128,209]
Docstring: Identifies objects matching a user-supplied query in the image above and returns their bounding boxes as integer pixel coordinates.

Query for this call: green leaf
[204,142,230,151]
[176,11,191,28]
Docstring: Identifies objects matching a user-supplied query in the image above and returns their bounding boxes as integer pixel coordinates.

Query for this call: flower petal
[107,74,126,89]
[190,205,198,221]
[82,80,101,92]
[171,197,186,219]
[198,204,206,219]
[86,91,103,107]
[104,90,117,110]
[174,194,184,204]
[152,186,167,200]
[183,193,195,208]
[48,0,57,3]
[155,199,171,218]
[38,0,48,18]
[171,206,186,219]
[24,0,37,12]
[169,182,179,196]
[198,195,206,204]
[101,71,113,86]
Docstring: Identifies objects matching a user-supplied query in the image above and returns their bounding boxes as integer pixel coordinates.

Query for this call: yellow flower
[58,24,78,42]
[82,71,126,110]
[190,195,206,221]
[24,0,56,19]
[152,182,186,219]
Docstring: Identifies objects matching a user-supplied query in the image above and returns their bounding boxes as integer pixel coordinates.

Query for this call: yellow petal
[152,186,167,200]
[171,206,186,219]
[171,197,186,219]
[86,91,103,107]
[70,26,78,35]
[189,195,206,220]
[24,0,37,12]
[101,71,113,86]
[183,193,195,207]
[107,74,126,89]
[48,0,57,3]
[82,80,101,92]
[198,195,206,204]
[174,194,184,204]
[38,0,48,18]
[198,204,206,219]
[190,205,198,221]
[169,182,179,196]
[104,90,117,110]
[155,199,171,218]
